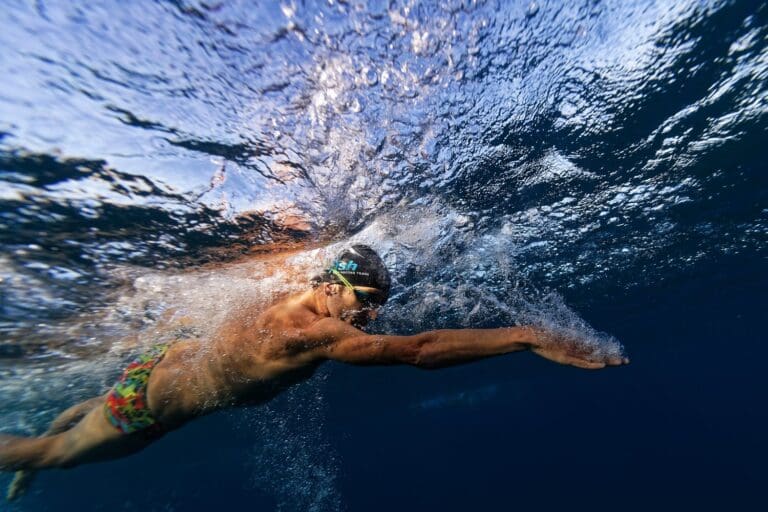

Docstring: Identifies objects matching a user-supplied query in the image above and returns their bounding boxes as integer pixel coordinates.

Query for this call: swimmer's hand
[530,333,629,370]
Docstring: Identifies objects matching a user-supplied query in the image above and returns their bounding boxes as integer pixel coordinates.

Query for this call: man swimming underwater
[1,244,628,500]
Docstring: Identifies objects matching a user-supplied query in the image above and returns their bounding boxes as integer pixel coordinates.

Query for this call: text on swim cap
[333,260,358,271]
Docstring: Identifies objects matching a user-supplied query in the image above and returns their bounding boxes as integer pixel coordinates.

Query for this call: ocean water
[0,0,766,510]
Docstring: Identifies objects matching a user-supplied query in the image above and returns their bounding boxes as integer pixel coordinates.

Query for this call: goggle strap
[329,268,355,290]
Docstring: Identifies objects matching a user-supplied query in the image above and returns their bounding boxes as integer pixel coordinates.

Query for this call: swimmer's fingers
[532,346,589,367]
[572,354,629,370]
[532,344,629,369]
[611,355,631,366]
[574,353,629,369]
[570,359,606,370]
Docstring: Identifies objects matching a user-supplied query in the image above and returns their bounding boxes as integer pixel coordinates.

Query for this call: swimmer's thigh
[51,407,153,468]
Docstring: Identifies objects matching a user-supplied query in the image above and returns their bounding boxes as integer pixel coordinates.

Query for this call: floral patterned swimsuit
[104,343,170,439]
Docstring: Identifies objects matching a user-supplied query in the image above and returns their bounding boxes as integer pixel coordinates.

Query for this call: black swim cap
[327,244,391,299]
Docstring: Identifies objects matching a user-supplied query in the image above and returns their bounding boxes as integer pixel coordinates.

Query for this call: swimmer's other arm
[307,319,627,370]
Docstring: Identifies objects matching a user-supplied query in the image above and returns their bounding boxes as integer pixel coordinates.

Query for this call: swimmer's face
[324,284,384,328]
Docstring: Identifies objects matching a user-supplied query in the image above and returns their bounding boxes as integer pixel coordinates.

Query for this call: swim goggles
[328,268,385,308]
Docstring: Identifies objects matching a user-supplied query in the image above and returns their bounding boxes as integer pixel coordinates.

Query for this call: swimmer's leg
[1,403,151,473]
[6,394,107,501]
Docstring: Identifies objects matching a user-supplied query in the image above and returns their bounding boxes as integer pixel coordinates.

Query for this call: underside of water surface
[0,0,766,510]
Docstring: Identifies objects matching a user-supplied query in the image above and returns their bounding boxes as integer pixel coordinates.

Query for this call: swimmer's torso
[146,295,324,428]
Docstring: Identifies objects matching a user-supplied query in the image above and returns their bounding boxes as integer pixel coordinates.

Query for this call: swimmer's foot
[531,334,629,370]
[6,470,35,501]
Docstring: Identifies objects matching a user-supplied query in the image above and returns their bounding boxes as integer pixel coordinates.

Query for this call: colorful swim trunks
[104,343,170,438]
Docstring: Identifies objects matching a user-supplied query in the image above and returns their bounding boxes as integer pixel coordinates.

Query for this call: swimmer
[1,244,628,500]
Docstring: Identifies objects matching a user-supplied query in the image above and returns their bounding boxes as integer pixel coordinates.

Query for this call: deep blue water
[1,0,766,510]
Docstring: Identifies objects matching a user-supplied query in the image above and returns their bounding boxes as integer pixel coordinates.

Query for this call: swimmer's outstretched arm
[308,319,628,370]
